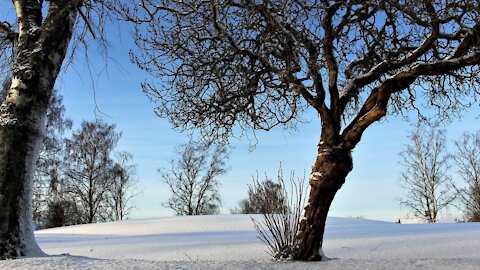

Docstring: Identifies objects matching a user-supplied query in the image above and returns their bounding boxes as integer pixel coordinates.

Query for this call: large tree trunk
[293,146,353,261]
[0,79,48,258]
[0,0,80,259]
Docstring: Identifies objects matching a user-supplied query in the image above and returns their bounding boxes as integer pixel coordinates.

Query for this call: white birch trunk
[0,0,81,259]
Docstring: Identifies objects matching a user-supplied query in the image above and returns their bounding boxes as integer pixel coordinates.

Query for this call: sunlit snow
[1,215,479,269]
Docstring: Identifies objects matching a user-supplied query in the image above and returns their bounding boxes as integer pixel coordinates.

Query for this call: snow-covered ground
[2,215,480,269]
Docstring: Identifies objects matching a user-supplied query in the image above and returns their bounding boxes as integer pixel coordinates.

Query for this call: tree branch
[78,8,96,40]
[322,3,341,112]
[0,22,18,44]
[338,4,440,118]
[342,50,480,150]
[447,22,480,59]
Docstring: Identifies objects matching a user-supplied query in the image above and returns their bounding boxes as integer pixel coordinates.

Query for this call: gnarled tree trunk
[0,0,80,259]
[293,146,353,261]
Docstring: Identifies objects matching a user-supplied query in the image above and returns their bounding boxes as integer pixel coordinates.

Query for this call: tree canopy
[127,0,480,145]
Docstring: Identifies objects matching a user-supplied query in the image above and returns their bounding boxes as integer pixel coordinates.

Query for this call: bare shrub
[251,169,306,260]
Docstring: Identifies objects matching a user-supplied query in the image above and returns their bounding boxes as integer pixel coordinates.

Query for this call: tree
[125,1,480,260]
[43,199,82,229]
[233,174,287,214]
[42,124,137,227]
[398,127,456,223]
[63,120,120,224]
[32,90,73,229]
[453,132,480,222]
[160,142,228,215]
[0,0,116,259]
[105,152,139,221]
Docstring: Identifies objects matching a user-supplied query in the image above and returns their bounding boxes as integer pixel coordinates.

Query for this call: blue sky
[51,23,480,223]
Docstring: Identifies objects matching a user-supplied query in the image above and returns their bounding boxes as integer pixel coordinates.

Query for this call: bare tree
[123,1,480,260]
[105,151,139,221]
[63,120,120,224]
[0,0,118,259]
[453,132,480,222]
[160,142,228,215]
[33,90,73,228]
[398,127,456,223]
[233,173,287,214]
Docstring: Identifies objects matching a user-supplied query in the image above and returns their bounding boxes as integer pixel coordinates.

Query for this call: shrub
[234,174,287,214]
[251,169,307,260]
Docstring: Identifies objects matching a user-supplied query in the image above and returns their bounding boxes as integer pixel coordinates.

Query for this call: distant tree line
[399,126,480,223]
[0,83,139,229]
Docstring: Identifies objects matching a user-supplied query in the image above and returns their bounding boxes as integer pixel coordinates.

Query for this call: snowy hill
[2,215,480,269]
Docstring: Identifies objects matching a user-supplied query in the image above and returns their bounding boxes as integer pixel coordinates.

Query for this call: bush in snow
[232,174,287,215]
[251,168,307,260]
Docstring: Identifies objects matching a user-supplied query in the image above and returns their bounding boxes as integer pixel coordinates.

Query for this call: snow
[1,215,480,269]
[399,214,458,224]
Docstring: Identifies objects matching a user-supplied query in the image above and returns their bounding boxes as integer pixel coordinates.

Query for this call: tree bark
[0,84,47,259]
[0,0,80,259]
[293,146,353,261]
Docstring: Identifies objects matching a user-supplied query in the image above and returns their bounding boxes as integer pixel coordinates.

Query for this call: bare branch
[78,8,97,40]
[322,3,341,111]
[0,22,18,44]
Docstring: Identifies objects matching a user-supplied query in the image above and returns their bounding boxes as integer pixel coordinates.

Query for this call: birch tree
[453,132,480,222]
[0,0,116,259]
[123,1,480,260]
[160,142,228,215]
[31,90,72,229]
[63,120,120,224]
[1,78,73,230]
[105,152,139,221]
[398,127,455,223]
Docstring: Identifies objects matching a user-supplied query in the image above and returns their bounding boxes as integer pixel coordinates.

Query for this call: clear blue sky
[53,23,478,223]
